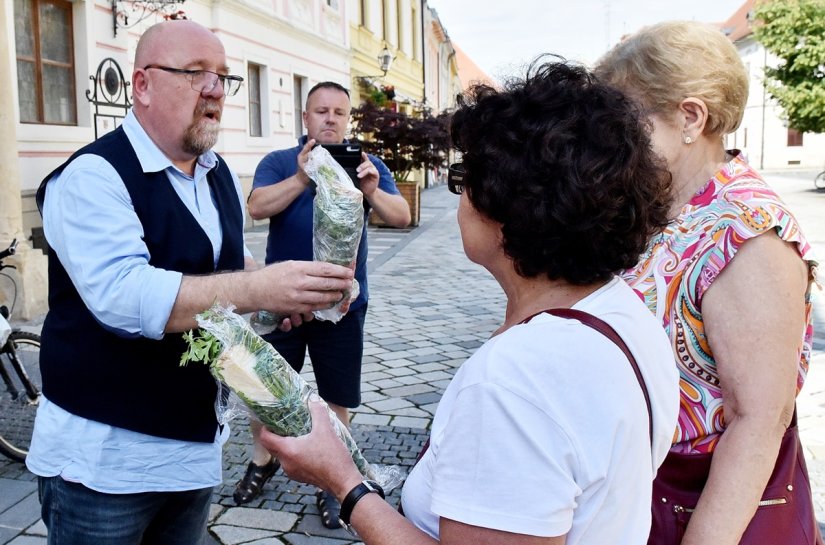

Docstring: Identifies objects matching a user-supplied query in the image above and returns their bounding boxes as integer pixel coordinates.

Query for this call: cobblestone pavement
[2,172,824,544]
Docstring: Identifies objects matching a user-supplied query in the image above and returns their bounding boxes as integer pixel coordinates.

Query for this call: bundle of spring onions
[305,146,364,323]
[181,304,402,490]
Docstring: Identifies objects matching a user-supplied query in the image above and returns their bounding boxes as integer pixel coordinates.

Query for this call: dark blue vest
[36,127,244,442]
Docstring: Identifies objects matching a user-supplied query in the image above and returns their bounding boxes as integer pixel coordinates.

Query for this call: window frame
[786,128,803,147]
[15,0,77,126]
[247,62,263,137]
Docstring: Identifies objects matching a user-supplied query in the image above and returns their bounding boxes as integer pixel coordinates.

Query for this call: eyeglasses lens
[192,72,241,97]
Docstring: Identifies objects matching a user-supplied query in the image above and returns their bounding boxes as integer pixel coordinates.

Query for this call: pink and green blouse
[622,152,817,454]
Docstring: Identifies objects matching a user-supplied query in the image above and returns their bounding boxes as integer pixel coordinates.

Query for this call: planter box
[369,181,420,227]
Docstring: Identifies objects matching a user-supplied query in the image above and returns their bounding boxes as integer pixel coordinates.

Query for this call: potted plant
[350,99,451,227]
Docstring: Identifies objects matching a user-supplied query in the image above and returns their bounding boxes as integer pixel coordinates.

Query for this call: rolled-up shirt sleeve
[42,154,182,339]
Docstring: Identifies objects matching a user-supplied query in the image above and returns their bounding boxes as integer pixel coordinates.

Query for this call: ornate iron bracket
[86,58,132,139]
[111,0,187,37]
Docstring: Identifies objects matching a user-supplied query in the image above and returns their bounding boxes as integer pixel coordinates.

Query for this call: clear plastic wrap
[188,304,403,491]
[304,145,364,323]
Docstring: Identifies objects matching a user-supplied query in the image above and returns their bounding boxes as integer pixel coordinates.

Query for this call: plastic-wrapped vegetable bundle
[305,146,364,323]
[181,304,403,491]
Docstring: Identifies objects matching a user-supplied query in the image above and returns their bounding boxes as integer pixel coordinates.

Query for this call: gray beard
[182,120,219,156]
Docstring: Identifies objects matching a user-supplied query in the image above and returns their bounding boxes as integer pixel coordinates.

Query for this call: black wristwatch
[338,480,385,534]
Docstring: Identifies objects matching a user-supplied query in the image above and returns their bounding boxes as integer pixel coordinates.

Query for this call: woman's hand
[258,396,363,498]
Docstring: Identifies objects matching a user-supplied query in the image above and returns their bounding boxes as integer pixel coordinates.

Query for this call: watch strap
[339,480,385,527]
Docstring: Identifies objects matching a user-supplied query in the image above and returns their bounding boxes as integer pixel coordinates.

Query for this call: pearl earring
[684,136,694,144]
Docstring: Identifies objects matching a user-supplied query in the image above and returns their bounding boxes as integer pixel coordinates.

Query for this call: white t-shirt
[401,277,679,544]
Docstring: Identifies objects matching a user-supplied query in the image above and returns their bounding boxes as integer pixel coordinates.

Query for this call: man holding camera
[240,81,410,527]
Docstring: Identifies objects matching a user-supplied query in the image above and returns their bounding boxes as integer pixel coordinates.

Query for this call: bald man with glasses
[29,20,353,545]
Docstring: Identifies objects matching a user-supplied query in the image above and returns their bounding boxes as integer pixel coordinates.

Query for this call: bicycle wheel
[0,331,41,463]
[815,171,825,190]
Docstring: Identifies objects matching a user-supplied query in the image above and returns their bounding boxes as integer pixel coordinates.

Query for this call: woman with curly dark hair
[258,60,680,545]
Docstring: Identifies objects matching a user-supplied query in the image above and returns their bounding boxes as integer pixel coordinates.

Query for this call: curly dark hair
[450,60,672,285]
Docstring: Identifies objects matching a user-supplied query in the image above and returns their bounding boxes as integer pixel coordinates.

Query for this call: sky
[426,0,748,81]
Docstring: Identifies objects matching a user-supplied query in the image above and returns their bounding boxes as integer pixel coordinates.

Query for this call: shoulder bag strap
[530,308,654,450]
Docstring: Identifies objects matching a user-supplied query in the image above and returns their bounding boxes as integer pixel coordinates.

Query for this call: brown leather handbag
[649,411,823,545]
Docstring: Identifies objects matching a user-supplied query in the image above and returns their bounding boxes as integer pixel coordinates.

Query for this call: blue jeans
[38,476,213,545]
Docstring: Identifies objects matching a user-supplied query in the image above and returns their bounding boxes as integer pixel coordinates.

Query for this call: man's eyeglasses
[447,163,465,195]
[144,65,244,97]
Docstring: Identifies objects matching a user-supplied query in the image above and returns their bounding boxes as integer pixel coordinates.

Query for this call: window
[248,63,262,137]
[326,0,339,8]
[360,0,367,26]
[14,0,77,125]
[787,128,803,147]
[293,76,306,138]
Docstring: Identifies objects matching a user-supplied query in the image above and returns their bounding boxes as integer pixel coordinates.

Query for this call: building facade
[722,0,824,170]
[2,0,352,317]
[347,0,423,108]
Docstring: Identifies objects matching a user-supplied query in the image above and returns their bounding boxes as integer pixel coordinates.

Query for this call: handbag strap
[524,308,653,450]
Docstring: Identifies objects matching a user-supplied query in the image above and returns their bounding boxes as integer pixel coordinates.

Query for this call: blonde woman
[596,21,821,545]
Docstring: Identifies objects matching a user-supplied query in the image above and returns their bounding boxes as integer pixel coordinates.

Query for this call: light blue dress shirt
[26,110,249,493]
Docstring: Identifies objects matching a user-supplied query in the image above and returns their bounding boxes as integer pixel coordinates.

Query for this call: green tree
[752,0,825,133]
[350,101,451,183]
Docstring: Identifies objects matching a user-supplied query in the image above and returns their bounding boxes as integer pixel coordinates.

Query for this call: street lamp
[357,45,396,88]
[377,45,395,76]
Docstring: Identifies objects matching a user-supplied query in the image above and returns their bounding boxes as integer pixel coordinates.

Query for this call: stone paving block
[365,398,413,411]
[358,390,387,403]
[215,506,298,531]
[410,362,449,373]
[0,479,36,515]
[6,537,46,545]
[377,358,416,368]
[0,527,19,545]
[0,494,40,530]
[385,407,431,418]
[370,378,406,389]
[211,525,274,544]
[384,367,417,377]
[454,340,484,349]
[351,413,392,426]
[381,384,433,397]
[404,392,443,406]
[295,515,352,539]
[25,521,45,537]
[392,375,425,386]
[360,361,388,373]
[283,532,355,545]
[390,416,430,429]
[408,354,446,364]
[360,371,395,383]
[209,504,225,522]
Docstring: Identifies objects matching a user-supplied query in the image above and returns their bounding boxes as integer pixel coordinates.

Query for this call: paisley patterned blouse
[622,152,817,454]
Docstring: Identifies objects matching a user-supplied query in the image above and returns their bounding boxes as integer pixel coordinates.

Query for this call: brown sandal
[233,459,280,505]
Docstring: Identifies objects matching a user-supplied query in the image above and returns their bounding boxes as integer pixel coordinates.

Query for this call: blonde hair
[594,21,749,136]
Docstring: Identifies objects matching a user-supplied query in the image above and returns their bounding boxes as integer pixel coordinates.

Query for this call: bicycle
[0,238,42,463]
[815,170,825,191]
